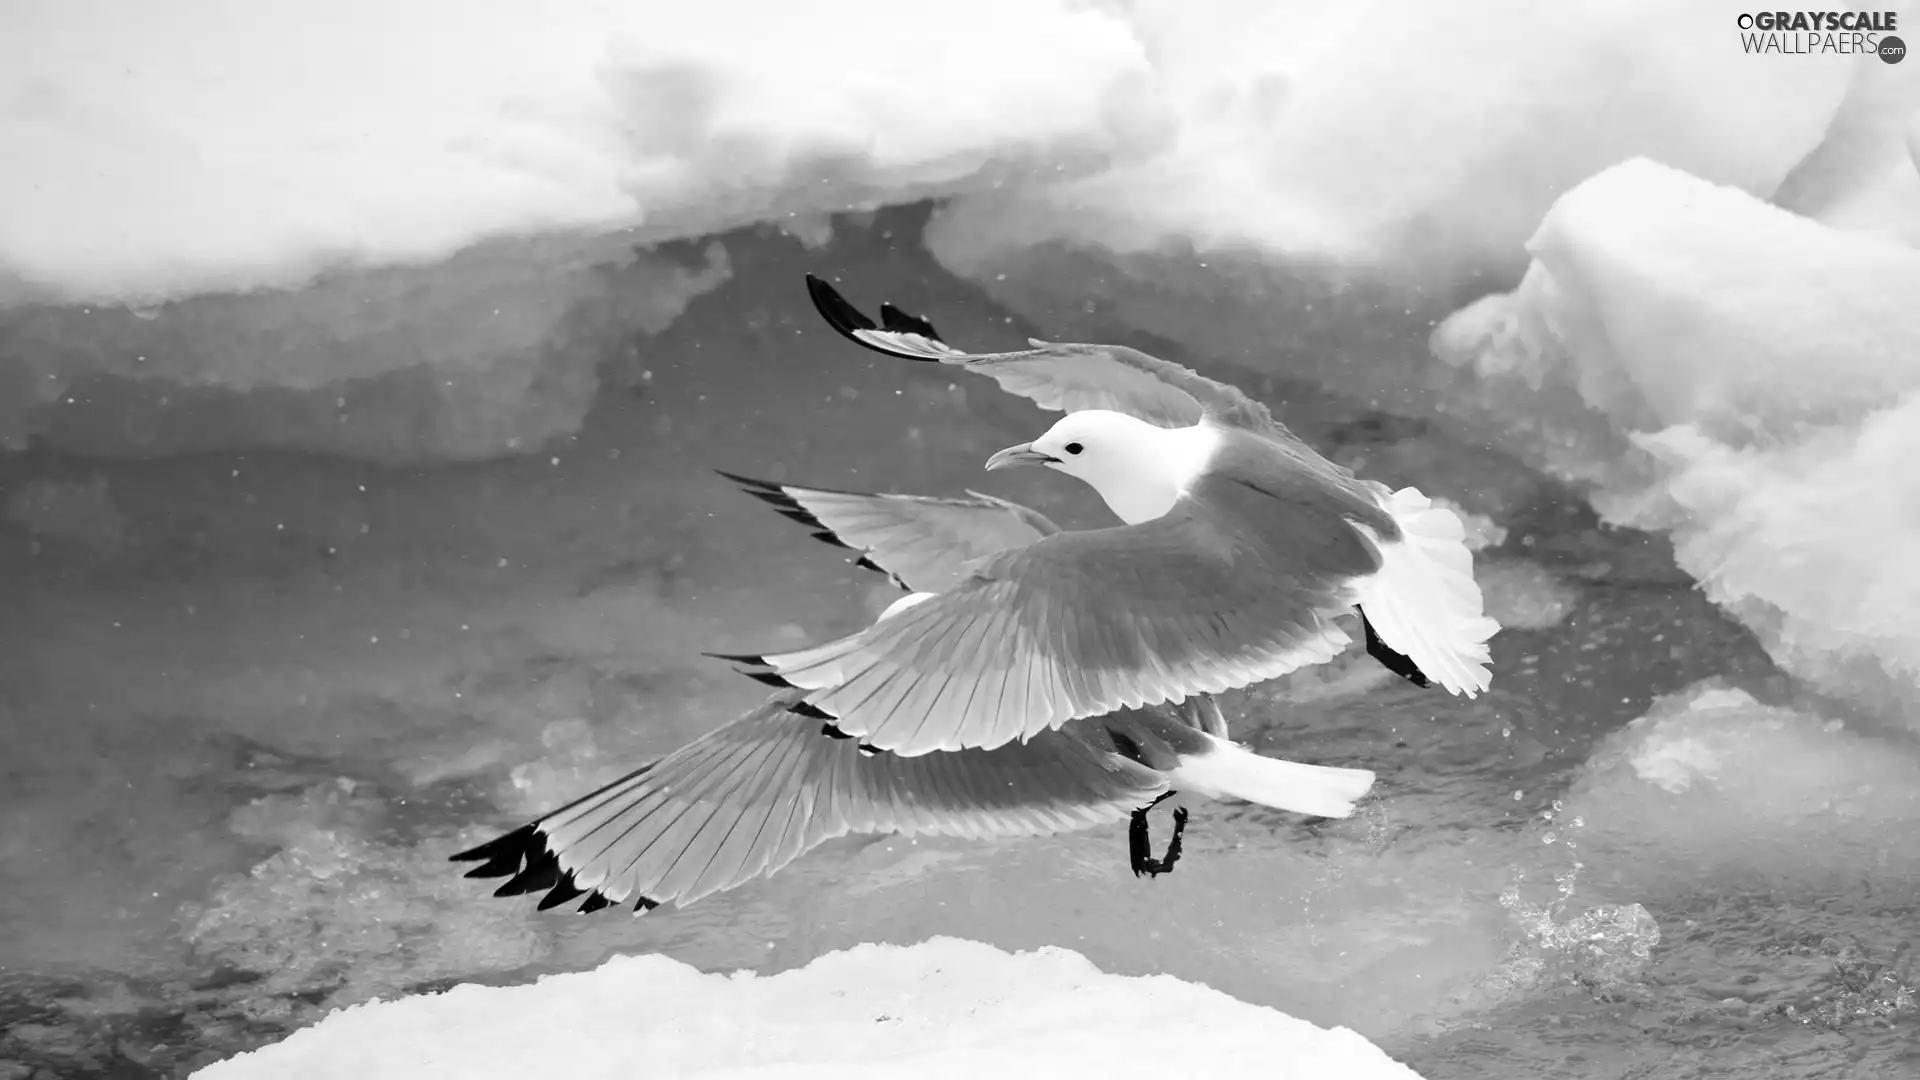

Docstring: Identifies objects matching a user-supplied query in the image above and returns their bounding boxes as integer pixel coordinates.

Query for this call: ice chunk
[1475,561,1576,631]
[917,7,1913,490]
[0,240,730,462]
[188,937,1427,1080]
[1432,158,1920,721]
[1560,681,1920,883]
[1774,55,1920,246]
[1439,158,1920,437]
[930,0,1851,286]
[1,0,1164,461]
[1631,411,1920,714]
[183,785,546,1024]
[1,0,1162,305]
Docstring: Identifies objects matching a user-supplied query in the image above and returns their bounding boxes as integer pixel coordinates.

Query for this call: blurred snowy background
[2,0,1919,1076]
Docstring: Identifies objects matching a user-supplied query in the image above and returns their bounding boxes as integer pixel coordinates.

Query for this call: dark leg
[1358,605,1433,689]
[1129,793,1190,879]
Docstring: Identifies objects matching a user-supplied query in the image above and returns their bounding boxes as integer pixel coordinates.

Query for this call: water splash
[1777,938,1918,1029]
[1493,807,1660,998]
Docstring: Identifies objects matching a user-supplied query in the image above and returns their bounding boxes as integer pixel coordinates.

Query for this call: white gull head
[985,409,1221,525]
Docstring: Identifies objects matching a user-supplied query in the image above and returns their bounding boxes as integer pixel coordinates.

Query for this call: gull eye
[1064,442,1084,455]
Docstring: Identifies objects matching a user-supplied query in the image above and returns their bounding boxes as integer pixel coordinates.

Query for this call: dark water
[0,221,1914,1078]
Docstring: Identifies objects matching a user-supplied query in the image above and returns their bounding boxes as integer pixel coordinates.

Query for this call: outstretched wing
[722,471,1385,756]
[805,274,1274,431]
[449,691,1168,913]
[719,471,1058,594]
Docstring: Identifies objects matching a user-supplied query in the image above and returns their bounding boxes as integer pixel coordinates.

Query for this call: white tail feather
[1355,487,1501,697]
[1165,733,1376,819]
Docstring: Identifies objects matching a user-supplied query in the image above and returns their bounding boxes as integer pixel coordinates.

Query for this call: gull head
[985,409,1219,525]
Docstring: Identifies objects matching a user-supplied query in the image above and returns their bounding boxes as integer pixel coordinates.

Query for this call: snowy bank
[0,0,1162,461]
[10,0,1916,463]
[8,0,1920,716]
[912,5,1919,452]
[1432,157,1920,724]
[188,937,1426,1080]
[2,0,1160,305]
[929,0,1858,283]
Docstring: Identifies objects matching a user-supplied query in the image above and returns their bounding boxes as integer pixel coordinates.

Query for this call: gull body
[722,277,1501,759]
[452,472,1377,916]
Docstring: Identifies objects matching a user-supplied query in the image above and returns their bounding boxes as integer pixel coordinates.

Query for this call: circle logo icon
[1882,35,1907,64]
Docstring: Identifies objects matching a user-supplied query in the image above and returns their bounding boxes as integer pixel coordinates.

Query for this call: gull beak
[984,443,1059,471]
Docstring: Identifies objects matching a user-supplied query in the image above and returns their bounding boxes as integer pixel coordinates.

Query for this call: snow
[1439,157,1920,440]
[6,3,1920,1073]
[1,0,1159,305]
[1562,680,1920,882]
[926,0,1859,282]
[0,0,1161,460]
[1773,41,1920,244]
[6,1,1917,465]
[187,937,1427,1080]
[1432,157,1920,724]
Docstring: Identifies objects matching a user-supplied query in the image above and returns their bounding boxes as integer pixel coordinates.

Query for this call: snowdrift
[189,937,1427,1080]
[1433,157,1920,726]
[0,0,1162,461]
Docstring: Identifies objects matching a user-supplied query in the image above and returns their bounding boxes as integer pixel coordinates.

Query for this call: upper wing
[719,471,1058,594]
[805,274,1274,431]
[728,471,1385,756]
[449,691,1168,913]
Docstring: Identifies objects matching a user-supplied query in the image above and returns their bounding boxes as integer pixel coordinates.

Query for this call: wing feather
[719,471,1058,593]
[746,472,1380,754]
[806,274,1274,431]
[451,692,1178,912]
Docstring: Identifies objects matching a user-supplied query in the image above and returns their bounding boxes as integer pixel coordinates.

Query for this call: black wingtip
[534,872,587,911]
[805,273,880,336]
[816,720,884,756]
[1357,605,1434,689]
[714,470,877,559]
[878,301,943,344]
[703,652,799,688]
[452,823,655,916]
[492,846,564,898]
[857,557,911,591]
[703,650,770,665]
[714,468,781,492]
[804,274,943,363]
[450,822,538,869]
[788,700,834,720]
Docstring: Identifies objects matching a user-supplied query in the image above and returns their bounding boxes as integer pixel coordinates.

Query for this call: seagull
[449,474,1377,914]
[710,276,1501,759]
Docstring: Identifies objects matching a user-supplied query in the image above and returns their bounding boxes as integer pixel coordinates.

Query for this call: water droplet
[1543,831,1558,844]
